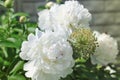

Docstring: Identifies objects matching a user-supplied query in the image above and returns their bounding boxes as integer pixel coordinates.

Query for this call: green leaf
[0,57,4,64]
[0,40,17,48]
[8,74,26,80]
[0,57,10,66]
[0,1,4,5]
[10,61,24,74]
[11,13,29,19]
[37,6,45,11]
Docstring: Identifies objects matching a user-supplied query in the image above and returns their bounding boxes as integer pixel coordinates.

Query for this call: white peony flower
[38,0,91,32]
[50,0,91,29]
[91,31,119,65]
[38,9,54,31]
[20,28,43,60]
[20,29,75,80]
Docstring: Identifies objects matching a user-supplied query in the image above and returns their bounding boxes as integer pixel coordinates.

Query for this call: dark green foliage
[61,58,120,80]
[0,0,37,79]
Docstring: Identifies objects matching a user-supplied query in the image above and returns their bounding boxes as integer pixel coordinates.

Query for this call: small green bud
[56,0,62,4]
[4,0,13,8]
[19,16,27,23]
[69,28,97,60]
[45,2,55,9]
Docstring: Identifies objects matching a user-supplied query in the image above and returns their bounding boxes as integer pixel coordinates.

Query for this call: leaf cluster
[0,0,37,79]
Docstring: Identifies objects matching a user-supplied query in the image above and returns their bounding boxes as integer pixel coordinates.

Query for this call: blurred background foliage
[0,0,120,80]
[0,0,37,79]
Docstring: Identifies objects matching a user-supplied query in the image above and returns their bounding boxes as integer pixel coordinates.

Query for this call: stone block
[91,25,120,37]
[80,0,105,12]
[117,38,120,50]
[105,0,120,11]
[22,3,36,15]
[115,12,120,24]
[30,16,38,22]
[92,13,115,25]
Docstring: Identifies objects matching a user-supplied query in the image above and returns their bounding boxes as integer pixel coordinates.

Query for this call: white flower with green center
[91,31,119,65]
[20,29,74,80]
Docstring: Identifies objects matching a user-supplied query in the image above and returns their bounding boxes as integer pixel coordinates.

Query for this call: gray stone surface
[105,0,120,11]
[91,13,115,25]
[81,0,105,12]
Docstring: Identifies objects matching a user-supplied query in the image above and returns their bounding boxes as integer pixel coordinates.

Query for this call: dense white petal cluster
[50,1,91,28]
[20,29,74,80]
[38,9,53,31]
[38,0,91,31]
[91,31,119,65]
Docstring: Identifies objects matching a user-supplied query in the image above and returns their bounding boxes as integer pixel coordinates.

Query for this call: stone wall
[14,0,120,54]
[14,0,46,21]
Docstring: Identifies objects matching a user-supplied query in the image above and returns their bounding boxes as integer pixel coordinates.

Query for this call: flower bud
[19,16,27,23]
[56,0,62,4]
[45,2,55,9]
[4,0,13,8]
